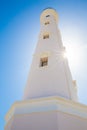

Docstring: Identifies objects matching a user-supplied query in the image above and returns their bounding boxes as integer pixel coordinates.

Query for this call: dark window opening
[46,15,50,17]
[43,34,49,39]
[45,21,50,25]
[40,57,48,67]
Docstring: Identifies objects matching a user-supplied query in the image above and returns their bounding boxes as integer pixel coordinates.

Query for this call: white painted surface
[5,109,87,130]
[5,9,84,130]
[23,9,77,101]
[5,96,87,124]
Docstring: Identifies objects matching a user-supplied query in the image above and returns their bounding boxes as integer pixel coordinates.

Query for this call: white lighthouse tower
[5,8,87,130]
[24,8,77,101]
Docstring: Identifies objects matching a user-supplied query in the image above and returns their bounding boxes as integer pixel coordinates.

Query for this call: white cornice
[5,96,87,124]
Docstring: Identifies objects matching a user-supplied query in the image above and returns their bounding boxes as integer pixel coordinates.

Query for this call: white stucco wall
[23,9,77,101]
[5,96,87,130]
[5,9,82,130]
[5,105,87,130]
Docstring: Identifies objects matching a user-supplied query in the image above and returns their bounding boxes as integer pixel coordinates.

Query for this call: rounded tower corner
[40,8,58,24]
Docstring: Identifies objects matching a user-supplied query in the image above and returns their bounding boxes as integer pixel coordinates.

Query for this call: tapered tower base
[5,96,87,130]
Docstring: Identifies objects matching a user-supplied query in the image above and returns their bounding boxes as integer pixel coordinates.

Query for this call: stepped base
[5,96,87,130]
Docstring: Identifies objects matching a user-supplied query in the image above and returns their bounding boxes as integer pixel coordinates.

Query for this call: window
[43,34,49,39]
[45,21,50,25]
[40,57,48,67]
[46,15,50,17]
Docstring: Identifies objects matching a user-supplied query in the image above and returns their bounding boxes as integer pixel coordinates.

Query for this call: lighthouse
[5,8,87,130]
[24,8,77,101]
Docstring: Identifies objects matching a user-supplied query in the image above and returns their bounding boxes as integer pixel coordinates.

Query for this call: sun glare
[61,26,84,71]
[65,44,81,70]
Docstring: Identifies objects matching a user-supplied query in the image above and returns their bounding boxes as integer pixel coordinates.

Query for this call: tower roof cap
[40,8,58,23]
[43,7,56,11]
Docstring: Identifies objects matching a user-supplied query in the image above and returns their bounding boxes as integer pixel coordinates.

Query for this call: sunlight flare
[65,44,82,69]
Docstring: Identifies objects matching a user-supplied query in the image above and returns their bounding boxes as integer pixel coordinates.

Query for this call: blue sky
[0,0,87,130]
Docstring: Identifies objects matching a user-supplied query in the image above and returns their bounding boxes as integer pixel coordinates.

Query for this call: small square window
[45,21,50,25]
[43,34,49,39]
[46,15,50,17]
[40,57,48,67]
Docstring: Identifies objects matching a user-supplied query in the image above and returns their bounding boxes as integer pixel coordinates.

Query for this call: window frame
[46,15,50,17]
[43,34,49,39]
[40,57,48,67]
[44,21,50,25]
